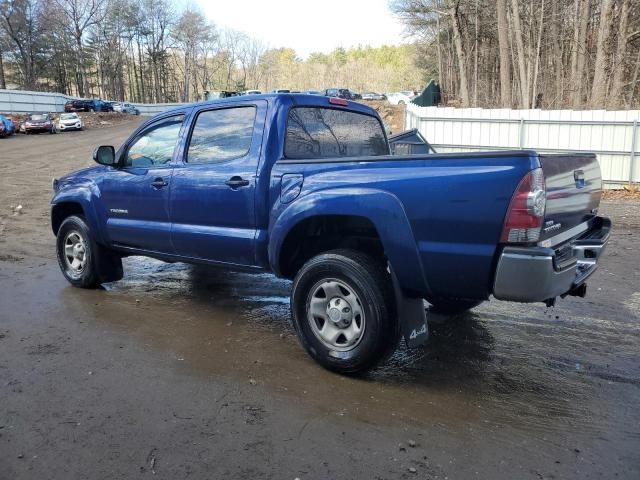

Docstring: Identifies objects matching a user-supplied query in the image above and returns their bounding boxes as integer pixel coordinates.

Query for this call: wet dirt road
[1,125,639,479]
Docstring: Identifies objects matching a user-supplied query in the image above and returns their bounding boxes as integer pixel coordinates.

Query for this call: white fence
[0,89,184,116]
[406,104,640,185]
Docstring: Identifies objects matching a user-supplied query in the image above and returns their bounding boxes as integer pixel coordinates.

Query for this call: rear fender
[269,188,429,296]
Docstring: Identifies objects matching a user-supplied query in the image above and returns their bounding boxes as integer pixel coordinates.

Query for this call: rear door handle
[225,176,250,189]
[151,177,168,188]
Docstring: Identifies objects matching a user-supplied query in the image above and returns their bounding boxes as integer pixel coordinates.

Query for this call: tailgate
[539,154,602,243]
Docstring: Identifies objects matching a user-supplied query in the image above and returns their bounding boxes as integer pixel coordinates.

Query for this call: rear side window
[187,106,256,164]
[285,107,388,160]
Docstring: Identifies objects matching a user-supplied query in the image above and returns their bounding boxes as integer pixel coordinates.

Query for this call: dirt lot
[0,124,639,479]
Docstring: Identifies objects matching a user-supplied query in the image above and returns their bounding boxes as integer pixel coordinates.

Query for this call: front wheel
[56,215,102,288]
[291,249,400,374]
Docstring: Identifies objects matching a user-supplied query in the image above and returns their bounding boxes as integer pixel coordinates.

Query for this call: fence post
[631,119,638,184]
[518,118,525,149]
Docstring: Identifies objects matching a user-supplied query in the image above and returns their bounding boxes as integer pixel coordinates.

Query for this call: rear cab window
[285,107,389,160]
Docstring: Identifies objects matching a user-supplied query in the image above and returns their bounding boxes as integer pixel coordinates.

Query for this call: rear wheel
[291,249,400,374]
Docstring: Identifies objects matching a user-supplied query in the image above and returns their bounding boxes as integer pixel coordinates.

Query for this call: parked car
[324,88,357,100]
[271,89,291,93]
[0,114,16,136]
[57,112,84,131]
[361,92,387,101]
[305,90,322,95]
[64,99,112,112]
[242,90,262,95]
[386,92,414,105]
[51,93,611,374]
[6,115,21,132]
[99,100,114,112]
[23,113,56,134]
[112,102,140,115]
[204,91,239,100]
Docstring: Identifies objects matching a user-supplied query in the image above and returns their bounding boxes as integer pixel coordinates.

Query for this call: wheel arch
[269,188,429,296]
[51,185,107,245]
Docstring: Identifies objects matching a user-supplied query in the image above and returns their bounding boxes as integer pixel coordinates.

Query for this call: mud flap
[94,243,124,283]
[390,267,428,348]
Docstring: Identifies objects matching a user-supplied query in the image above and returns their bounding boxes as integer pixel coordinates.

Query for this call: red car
[22,113,57,134]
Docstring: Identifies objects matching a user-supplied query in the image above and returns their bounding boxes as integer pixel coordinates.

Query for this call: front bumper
[59,123,82,130]
[493,216,611,302]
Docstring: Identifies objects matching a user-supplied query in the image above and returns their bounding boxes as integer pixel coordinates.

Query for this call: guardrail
[0,89,185,117]
[406,104,640,185]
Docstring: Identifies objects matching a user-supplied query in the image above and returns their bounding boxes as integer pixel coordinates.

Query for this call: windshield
[60,113,77,120]
[29,115,47,121]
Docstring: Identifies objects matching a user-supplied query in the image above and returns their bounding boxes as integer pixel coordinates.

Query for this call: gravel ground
[0,125,638,479]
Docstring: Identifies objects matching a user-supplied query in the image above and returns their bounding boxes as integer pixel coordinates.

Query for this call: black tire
[428,299,483,315]
[56,215,103,288]
[291,249,400,374]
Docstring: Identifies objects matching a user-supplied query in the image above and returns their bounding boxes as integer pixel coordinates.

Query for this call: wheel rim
[63,230,87,278]
[307,279,365,351]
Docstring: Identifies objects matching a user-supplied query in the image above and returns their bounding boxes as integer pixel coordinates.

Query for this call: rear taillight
[500,168,546,243]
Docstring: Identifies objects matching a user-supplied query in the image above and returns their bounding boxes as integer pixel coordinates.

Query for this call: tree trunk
[510,0,529,108]
[531,0,545,108]
[570,0,590,106]
[473,0,479,106]
[550,0,563,106]
[628,49,640,108]
[0,51,5,89]
[609,0,630,108]
[448,2,470,107]
[436,15,443,86]
[496,0,512,107]
[590,0,614,107]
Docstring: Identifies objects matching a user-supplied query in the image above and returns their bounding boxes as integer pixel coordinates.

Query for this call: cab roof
[162,93,379,118]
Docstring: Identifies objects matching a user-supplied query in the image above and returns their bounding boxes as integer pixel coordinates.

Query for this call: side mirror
[93,145,116,166]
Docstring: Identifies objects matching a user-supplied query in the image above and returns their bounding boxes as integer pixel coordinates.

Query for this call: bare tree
[52,0,104,96]
[570,0,590,106]
[590,0,614,107]
[496,0,512,107]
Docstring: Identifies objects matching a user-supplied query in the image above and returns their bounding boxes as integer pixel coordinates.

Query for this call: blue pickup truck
[51,94,611,373]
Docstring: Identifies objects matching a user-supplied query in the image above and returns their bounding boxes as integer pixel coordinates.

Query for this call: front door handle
[151,177,168,188]
[225,176,250,189]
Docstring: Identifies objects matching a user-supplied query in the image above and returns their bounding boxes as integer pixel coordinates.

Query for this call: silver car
[112,102,140,115]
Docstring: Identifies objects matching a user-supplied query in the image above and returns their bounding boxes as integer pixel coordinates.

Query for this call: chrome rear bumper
[493,217,611,303]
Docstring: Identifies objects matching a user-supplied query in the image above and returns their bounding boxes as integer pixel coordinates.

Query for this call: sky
[194,0,407,58]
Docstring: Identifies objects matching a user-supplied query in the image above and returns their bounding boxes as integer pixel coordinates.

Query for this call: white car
[387,92,415,105]
[57,113,83,131]
[242,90,262,95]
